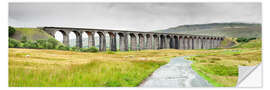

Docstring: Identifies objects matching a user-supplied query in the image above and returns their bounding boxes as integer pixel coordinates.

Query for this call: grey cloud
[9,3,261,31]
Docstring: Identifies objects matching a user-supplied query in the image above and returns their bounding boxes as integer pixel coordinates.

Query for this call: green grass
[234,39,262,49]
[191,64,224,87]
[9,48,219,87]
[10,48,199,87]
[185,39,261,87]
[9,38,262,87]
[156,23,261,38]
[11,28,53,41]
[9,60,165,87]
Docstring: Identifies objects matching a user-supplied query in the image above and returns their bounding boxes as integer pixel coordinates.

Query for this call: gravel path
[139,56,212,88]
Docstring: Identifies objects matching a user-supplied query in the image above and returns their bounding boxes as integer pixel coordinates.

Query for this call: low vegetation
[8,27,262,87]
[10,27,53,41]
[9,48,167,87]
[186,39,262,87]
[9,36,99,53]
[9,48,213,87]
[234,39,262,49]
[156,23,261,38]
[236,37,257,43]
[9,26,16,37]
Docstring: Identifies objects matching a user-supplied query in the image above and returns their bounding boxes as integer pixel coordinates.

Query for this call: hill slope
[155,23,261,38]
[10,28,54,41]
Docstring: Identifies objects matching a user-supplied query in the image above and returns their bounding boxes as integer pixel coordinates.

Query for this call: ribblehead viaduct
[42,27,224,51]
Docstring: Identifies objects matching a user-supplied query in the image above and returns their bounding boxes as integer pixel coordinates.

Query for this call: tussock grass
[234,39,262,49]
[11,28,53,41]
[9,48,212,87]
[186,40,261,87]
[9,39,262,87]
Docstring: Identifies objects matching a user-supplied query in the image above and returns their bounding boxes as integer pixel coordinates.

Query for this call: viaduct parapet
[42,27,224,51]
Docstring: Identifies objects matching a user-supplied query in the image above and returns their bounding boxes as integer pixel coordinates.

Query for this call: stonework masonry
[42,27,224,51]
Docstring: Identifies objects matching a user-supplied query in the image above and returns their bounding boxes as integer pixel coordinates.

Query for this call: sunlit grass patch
[8,48,172,87]
[9,41,262,87]
[234,39,262,49]
[187,47,261,87]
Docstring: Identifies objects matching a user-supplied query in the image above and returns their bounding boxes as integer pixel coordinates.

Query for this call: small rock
[140,58,146,60]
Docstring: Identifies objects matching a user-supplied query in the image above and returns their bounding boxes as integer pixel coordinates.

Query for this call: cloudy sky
[9,3,261,31]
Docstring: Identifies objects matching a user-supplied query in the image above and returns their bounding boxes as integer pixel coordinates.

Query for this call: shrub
[236,37,256,43]
[47,38,59,49]
[107,51,115,54]
[35,39,59,49]
[57,45,70,50]
[9,38,22,48]
[21,36,27,43]
[71,46,81,51]
[23,41,38,48]
[234,39,261,48]
[36,40,47,49]
[80,47,98,52]
[8,26,16,37]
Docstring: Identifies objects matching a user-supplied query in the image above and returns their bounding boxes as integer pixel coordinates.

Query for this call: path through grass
[9,39,261,87]
[9,48,208,87]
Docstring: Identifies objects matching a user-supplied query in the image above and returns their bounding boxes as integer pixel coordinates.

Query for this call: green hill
[155,23,261,38]
[234,39,262,49]
[10,28,54,41]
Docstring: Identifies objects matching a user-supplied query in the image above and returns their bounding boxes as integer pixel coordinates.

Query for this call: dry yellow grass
[187,48,261,87]
[9,47,261,87]
[9,48,214,87]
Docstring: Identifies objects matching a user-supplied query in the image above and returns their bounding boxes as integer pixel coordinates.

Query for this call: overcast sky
[9,3,261,31]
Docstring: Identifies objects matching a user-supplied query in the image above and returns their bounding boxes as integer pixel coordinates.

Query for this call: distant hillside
[11,28,54,41]
[155,23,261,38]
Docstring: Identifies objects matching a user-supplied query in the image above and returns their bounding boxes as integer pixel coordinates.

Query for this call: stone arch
[72,30,82,48]
[197,36,203,49]
[182,36,187,49]
[212,37,217,48]
[209,37,214,49]
[84,31,95,48]
[179,35,184,49]
[81,31,88,48]
[173,35,179,49]
[166,35,171,49]
[118,32,128,51]
[153,34,159,49]
[146,34,152,49]
[97,31,106,51]
[183,36,190,49]
[129,33,137,51]
[160,34,166,49]
[205,37,211,49]
[201,37,206,49]
[108,32,117,51]
[55,30,69,46]
[138,33,145,50]
[192,36,198,49]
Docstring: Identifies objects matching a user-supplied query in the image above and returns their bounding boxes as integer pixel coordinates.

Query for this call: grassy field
[9,48,212,87]
[186,39,262,87]
[156,23,261,38]
[8,39,261,87]
[11,28,53,41]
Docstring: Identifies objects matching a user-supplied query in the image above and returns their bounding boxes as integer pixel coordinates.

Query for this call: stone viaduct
[42,27,224,51]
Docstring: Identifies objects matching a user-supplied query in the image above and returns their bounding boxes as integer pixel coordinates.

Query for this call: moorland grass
[11,28,53,41]
[186,39,262,87]
[9,48,210,87]
[9,39,261,87]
